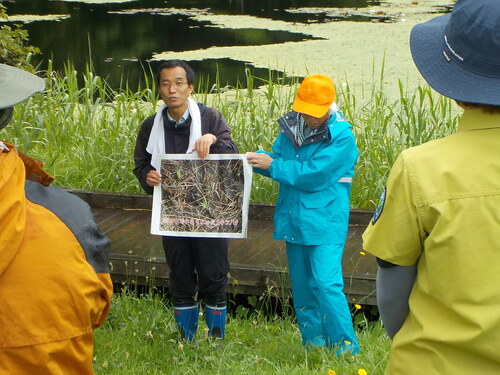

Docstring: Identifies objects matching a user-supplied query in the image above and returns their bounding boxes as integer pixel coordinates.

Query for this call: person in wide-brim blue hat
[409,0,500,106]
[0,64,45,130]
[362,0,500,374]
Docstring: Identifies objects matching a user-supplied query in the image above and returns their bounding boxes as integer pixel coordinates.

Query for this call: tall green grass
[2,63,460,209]
[343,80,460,208]
[5,62,155,192]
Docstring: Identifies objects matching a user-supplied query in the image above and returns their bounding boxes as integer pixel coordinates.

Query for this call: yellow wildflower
[327,370,336,375]
[358,369,368,375]
[344,340,351,346]
[359,251,366,255]
[355,304,362,310]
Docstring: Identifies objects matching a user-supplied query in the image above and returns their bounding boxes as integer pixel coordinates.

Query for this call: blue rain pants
[286,242,359,354]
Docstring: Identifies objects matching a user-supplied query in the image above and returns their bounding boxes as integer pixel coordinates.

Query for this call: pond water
[2,0,380,89]
[2,0,453,95]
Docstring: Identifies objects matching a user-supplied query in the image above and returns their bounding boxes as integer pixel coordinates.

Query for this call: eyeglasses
[161,81,188,89]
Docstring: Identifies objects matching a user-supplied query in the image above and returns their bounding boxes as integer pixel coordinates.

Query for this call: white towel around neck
[146,97,202,169]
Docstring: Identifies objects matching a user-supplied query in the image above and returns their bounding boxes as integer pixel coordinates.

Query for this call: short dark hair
[156,60,195,86]
[0,107,14,130]
[456,101,500,114]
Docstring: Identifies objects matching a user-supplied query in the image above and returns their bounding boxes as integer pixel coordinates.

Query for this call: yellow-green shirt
[363,109,500,374]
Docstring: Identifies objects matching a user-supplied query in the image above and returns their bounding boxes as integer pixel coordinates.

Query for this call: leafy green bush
[0,4,40,71]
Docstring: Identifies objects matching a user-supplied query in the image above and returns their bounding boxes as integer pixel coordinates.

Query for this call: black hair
[0,107,13,130]
[156,60,195,86]
[456,101,500,114]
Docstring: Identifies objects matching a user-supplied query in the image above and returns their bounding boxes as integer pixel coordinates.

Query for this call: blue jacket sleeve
[252,150,277,178]
[268,127,357,192]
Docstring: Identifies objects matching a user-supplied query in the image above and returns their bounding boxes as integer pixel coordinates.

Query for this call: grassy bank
[94,289,390,375]
[3,64,460,209]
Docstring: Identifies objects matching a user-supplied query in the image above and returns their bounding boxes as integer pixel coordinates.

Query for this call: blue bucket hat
[410,0,500,106]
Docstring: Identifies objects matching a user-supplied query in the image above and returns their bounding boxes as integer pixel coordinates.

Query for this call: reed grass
[343,80,459,209]
[2,63,461,210]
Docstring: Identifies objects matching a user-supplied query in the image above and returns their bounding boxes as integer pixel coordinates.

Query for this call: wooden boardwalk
[70,190,377,305]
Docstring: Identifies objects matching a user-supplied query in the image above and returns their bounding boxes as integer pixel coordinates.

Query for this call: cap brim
[410,14,500,106]
[293,96,329,118]
[0,64,45,109]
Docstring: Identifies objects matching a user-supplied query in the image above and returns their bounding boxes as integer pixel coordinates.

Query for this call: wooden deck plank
[70,190,377,305]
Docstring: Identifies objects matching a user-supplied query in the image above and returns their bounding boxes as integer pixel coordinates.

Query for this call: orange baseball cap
[293,74,336,118]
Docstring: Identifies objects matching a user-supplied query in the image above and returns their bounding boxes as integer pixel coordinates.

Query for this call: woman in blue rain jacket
[247,74,359,354]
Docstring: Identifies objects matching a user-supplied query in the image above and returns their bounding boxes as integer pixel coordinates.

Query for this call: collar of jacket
[277,111,332,150]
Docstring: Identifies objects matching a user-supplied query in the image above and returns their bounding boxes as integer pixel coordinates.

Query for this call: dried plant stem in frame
[159,159,244,233]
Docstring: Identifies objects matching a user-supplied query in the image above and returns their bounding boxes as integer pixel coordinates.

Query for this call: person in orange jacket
[0,63,112,374]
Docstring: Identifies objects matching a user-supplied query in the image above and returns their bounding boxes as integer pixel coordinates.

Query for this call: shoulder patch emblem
[372,187,386,225]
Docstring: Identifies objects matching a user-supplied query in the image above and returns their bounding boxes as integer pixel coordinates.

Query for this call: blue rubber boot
[173,305,198,341]
[205,305,226,339]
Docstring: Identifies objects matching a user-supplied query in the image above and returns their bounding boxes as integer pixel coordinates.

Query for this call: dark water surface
[3,0,378,89]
